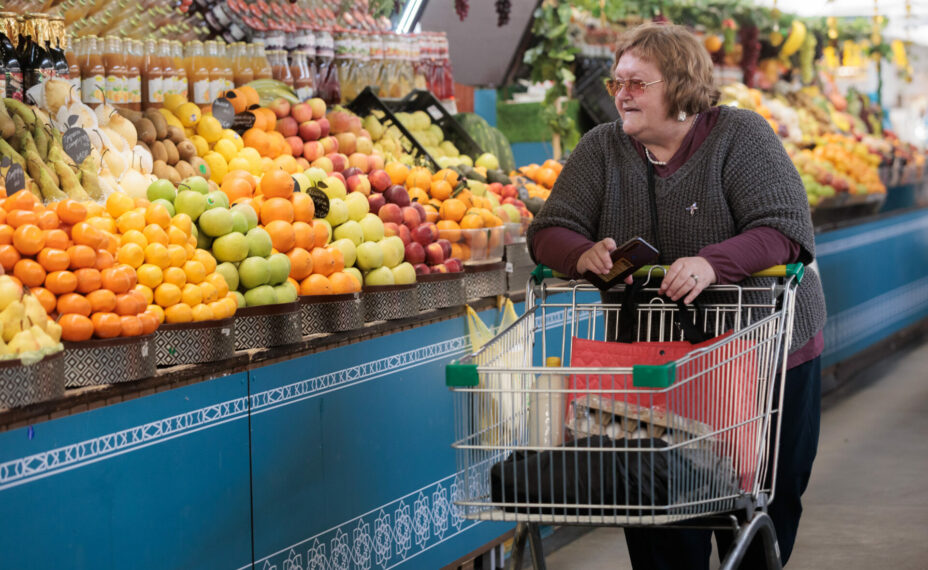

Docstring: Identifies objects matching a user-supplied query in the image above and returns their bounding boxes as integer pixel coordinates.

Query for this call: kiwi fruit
[176,140,196,162]
[152,159,181,185]
[150,140,168,164]
[162,139,180,165]
[166,125,186,145]
[188,156,210,180]
[143,109,168,140]
[135,118,157,145]
[174,160,196,179]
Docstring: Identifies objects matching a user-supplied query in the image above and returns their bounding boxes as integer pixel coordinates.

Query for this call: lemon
[135,284,154,305]
[181,283,203,306]
[163,93,188,113]
[227,156,252,173]
[154,282,182,307]
[164,302,193,323]
[176,103,202,128]
[191,303,215,322]
[222,129,245,150]
[189,135,210,157]
[197,115,223,143]
[137,263,164,288]
[238,147,262,173]
[185,127,196,139]
[147,304,165,324]
[203,151,228,184]
[213,138,238,163]
[158,108,185,129]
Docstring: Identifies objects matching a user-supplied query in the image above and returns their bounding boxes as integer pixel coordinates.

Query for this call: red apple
[396,224,412,246]
[401,206,422,230]
[487,182,503,196]
[327,152,348,173]
[291,102,313,123]
[369,154,385,171]
[502,184,518,199]
[384,185,410,207]
[334,132,357,155]
[368,169,391,192]
[342,167,362,179]
[444,257,463,273]
[383,222,399,237]
[269,97,291,118]
[429,262,449,273]
[321,136,339,155]
[299,120,321,141]
[308,97,326,120]
[411,202,427,222]
[404,241,425,264]
[296,157,310,171]
[285,136,304,157]
[348,115,362,135]
[378,203,403,225]
[347,173,371,196]
[311,156,334,173]
[317,117,330,138]
[277,116,298,137]
[414,263,431,275]
[413,222,439,246]
[436,238,452,259]
[302,141,324,161]
[329,171,346,187]
[368,192,386,214]
[348,152,370,173]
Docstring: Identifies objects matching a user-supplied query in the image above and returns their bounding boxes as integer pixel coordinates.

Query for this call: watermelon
[454,113,516,174]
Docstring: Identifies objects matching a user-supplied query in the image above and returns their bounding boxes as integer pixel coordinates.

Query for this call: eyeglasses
[605,78,664,97]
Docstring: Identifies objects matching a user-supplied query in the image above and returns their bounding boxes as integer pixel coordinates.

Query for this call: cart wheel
[507,522,546,570]
[720,511,782,570]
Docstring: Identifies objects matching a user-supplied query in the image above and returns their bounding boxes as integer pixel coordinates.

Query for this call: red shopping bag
[568,332,761,488]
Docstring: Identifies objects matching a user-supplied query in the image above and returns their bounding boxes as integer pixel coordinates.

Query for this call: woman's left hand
[658,257,716,304]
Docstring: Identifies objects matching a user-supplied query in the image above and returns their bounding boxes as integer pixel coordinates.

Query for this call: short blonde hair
[613,23,719,118]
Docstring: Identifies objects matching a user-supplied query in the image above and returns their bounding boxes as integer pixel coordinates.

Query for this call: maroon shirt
[531,107,823,367]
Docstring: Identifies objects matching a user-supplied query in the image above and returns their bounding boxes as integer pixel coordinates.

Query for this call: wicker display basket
[300,293,364,335]
[234,302,302,350]
[64,334,157,388]
[155,317,236,366]
[0,351,65,409]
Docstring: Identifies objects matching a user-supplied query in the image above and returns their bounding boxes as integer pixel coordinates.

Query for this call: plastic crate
[574,61,619,125]
[346,87,438,169]
[385,89,486,161]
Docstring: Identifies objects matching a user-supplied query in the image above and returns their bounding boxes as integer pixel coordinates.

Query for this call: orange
[146,304,165,324]
[406,168,432,190]
[168,225,188,246]
[116,210,146,234]
[134,284,154,305]
[183,260,207,284]
[44,228,70,250]
[329,271,360,294]
[192,249,217,274]
[106,192,135,218]
[273,154,298,173]
[238,85,260,107]
[164,302,193,323]
[0,244,21,272]
[439,199,466,222]
[311,220,330,248]
[429,179,453,201]
[36,209,59,230]
[290,192,314,222]
[423,204,440,224]
[71,222,106,249]
[117,242,145,268]
[265,219,295,252]
[91,312,122,338]
[59,313,94,341]
[6,209,38,228]
[542,159,563,174]
[433,168,460,186]
[115,292,143,316]
[4,189,38,212]
[292,221,313,250]
[259,169,295,198]
[163,266,187,287]
[37,248,70,272]
[167,244,187,267]
[86,289,117,313]
[138,312,159,335]
[145,203,172,229]
[242,128,270,155]
[199,281,218,303]
[12,224,45,255]
[260,197,295,224]
[101,266,132,294]
[31,287,57,314]
[460,213,484,230]
[74,267,102,294]
[144,242,171,268]
[535,167,558,188]
[56,199,87,225]
[329,246,344,273]
[171,213,194,236]
[205,273,229,297]
[119,315,143,337]
[181,283,203,306]
[142,224,169,247]
[119,229,147,248]
[436,220,461,242]
[154,282,182,307]
[13,258,45,287]
[286,247,313,280]
[192,302,216,321]
[300,273,332,295]
[0,224,12,244]
[45,270,78,295]
[310,248,335,277]
[221,176,253,203]
[95,249,115,271]
[57,293,92,317]
[226,88,248,113]
[385,162,409,185]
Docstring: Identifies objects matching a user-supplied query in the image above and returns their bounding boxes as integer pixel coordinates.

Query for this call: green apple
[198,208,234,237]
[391,262,417,285]
[196,230,213,249]
[468,180,486,197]
[211,232,248,262]
[359,213,384,243]
[321,175,347,200]
[475,152,499,170]
[333,220,363,246]
[244,285,278,306]
[344,192,369,221]
[231,204,258,231]
[378,236,404,268]
[292,172,311,193]
[266,253,291,285]
[216,262,239,291]
[458,154,473,167]
[147,179,177,202]
[364,266,394,286]
[238,256,270,289]
[325,198,349,226]
[304,167,327,186]
[175,190,207,221]
[343,267,362,288]
[180,175,210,195]
[245,227,273,257]
[152,198,176,217]
[331,238,357,267]
[274,281,298,304]
[205,190,230,210]
[501,204,521,223]
[230,211,248,234]
[232,290,246,308]
[356,241,384,270]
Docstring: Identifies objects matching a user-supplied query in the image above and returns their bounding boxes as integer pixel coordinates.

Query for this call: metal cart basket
[445,264,803,569]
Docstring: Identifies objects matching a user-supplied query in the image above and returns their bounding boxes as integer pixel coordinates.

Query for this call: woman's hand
[658,257,716,304]
[576,238,618,276]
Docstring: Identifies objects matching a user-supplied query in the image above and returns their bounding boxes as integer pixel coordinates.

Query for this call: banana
[780,20,806,59]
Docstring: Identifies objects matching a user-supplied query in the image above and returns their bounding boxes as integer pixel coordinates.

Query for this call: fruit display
[0,274,63,362]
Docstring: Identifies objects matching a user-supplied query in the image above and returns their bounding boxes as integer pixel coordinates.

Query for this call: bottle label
[193,79,210,104]
[296,86,313,101]
[148,77,163,103]
[210,79,224,102]
[6,70,23,101]
[25,68,55,90]
[105,75,121,103]
[177,77,188,100]
[162,76,175,99]
[128,76,141,104]
[0,76,6,101]
[82,75,105,103]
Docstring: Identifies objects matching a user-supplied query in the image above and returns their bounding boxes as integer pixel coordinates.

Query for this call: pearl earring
[677,111,687,122]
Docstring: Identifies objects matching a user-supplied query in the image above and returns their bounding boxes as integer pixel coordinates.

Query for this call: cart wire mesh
[448,273,798,527]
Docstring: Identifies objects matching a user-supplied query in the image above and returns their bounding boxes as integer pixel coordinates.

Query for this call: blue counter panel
[816,209,928,367]
[0,372,252,569]
[248,310,510,570]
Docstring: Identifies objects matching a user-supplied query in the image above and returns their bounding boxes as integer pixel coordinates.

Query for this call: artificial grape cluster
[495,0,511,26]
[454,0,469,21]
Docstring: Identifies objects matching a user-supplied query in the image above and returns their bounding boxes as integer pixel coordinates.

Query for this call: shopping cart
[445,264,804,570]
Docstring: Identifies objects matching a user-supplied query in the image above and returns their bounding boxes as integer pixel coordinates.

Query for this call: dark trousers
[624,356,822,569]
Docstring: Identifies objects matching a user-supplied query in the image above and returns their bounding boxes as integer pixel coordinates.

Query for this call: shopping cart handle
[530,265,568,284]
[632,263,804,282]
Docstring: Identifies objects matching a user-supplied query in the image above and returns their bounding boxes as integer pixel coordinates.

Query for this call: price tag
[505,262,513,273]
[4,162,25,193]
[212,97,235,129]
[308,186,329,218]
[62,117,92,165]
[141,343,149,357]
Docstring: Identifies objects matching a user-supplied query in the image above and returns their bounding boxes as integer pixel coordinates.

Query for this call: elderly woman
[528,23,826,568]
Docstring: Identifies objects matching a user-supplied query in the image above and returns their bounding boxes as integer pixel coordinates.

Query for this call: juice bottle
[103,36,127,106]
[172,42,188,104]
[188,41,211,105]
[204,40,220,101]
[252,43,273,80]
[232,42,253,87]
[126,39,142,111]
[142,38,162,109]
[270,49,293,88]
[65,33,82,93]
[81,35,105,104]
[315,29,339,105]
[159,40,177,101]
[0,12,24,101]
[19,15,56,91]
[48,17,70,81]
[291,50,314,101]
[412,33,428,91]
[220,42,234,94]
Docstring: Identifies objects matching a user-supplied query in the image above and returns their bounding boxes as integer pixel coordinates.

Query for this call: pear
[0,337,9,356]
[44,320,62,343]
[28,324,57,350]
[0,301,25,343]
[107,113,138,148]
[23,295,47,329]
[0,277,23,311]
[7,329,39,355]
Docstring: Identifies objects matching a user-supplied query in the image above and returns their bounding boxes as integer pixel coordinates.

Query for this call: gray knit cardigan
[528,106,826,353]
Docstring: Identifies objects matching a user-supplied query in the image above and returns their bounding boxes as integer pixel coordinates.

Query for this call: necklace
[644,113,700,167]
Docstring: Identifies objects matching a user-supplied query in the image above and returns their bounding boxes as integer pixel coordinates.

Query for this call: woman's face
[613,52,670,142]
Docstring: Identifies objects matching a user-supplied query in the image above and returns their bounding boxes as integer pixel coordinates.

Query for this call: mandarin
[37,248,70,272]
[91,312,122,338]
[57,293,92,317]
[36,209,59,230]
[265,219,295,252]
[0,224,12,244]
[101,266,132,293]
[95,249,115,270]
[56,199,87,224]
[6,209,38,228]
[4,190,38,212]
[45,270,78,295]
[138,312,159,335]
[120,315,144,336]
[74,267,102,294]
[286,247,313,280]
[300,273,332,295]
[260,197,295,224]
[31,287,57,314]
[12,224,45,255]
[59,313,94,341]
[290,192,314,222]
[0,244,21,272]
[13,258,44,287]
[71,222,106,249]
[86,289,117,312]
[44,229,70,250]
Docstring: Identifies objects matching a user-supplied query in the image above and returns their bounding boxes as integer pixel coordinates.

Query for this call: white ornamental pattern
[251,472,480,570]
